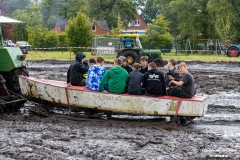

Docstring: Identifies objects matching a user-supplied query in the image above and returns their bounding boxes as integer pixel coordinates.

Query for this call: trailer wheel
[122,50,140,65]
[227,46,239,57]
[170,116,195,126]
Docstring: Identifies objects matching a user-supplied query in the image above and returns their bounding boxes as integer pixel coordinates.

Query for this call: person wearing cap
[100,58,129,94]
[67,52,88,86]
[118,56,133,74]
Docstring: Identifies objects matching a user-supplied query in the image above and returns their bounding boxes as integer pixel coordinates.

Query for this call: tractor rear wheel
[121,50,140,65]
[4,67,29,94]
[227,46,239,57]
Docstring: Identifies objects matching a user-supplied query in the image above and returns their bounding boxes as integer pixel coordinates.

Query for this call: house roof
[94,20,110,31]
[122,14,148,30]
[54,19,62,33]
[53,19,110,33]
[53,18,68,32]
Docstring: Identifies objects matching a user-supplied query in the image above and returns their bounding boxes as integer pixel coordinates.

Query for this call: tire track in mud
[1,113,239,160]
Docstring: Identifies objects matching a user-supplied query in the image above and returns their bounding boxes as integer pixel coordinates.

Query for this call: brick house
[121,15,148,35]
[53,19,111,35]
[92,20,111,35]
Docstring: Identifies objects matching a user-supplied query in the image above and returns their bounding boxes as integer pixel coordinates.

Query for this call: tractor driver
[121,37,134,48]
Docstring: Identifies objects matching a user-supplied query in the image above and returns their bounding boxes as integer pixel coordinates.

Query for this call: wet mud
[0,60,240,160]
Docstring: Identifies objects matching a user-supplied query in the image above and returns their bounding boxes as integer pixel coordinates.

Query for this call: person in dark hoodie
[128,63,144,95]
[140,56,149,74]
[165,59,180,87]
[143,62,166,96]
[118,56,133,74]
[67,52,88,86]
[100,58,129,94]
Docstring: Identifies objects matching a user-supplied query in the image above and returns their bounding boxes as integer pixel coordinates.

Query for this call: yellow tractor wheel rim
[126,56,134,64]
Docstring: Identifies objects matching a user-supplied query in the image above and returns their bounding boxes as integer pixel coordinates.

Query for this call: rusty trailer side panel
[19,77,208,117]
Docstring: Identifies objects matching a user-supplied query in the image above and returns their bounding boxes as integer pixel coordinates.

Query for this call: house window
[134,20,140,26]
[126,20,132,26]
[92,25,96,31]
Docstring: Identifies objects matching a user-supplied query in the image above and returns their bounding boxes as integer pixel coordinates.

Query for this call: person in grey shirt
[167,62,196,98]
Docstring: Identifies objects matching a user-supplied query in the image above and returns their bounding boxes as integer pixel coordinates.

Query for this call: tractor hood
[143,49,161,55]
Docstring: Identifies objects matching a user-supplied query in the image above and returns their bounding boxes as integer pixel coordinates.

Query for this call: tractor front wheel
[122,50,140,65]
[227,46,239,57]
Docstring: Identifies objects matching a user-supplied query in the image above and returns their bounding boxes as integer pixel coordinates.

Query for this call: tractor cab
[117,34,163,66]
[119,34,142,49]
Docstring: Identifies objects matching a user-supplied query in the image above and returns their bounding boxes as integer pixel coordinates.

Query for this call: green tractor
[117,34,164,66]
[0,15,28,112]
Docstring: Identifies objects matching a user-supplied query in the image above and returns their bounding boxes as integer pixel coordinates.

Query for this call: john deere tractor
[0,15,28,112]
[117,34,164,66]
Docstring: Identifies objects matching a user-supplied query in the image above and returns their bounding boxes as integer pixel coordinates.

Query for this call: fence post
[175,44,178,56]
[187,41,191,56]
[162,45,165,55]
[61,42,64,55]
[70,48,71,61]
[44,43,45,54]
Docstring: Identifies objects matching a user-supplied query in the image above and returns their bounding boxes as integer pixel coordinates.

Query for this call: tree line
[139,0,240,42]
[1,0,240,51]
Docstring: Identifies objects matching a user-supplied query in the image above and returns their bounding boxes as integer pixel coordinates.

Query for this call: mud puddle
[0,60,239,159]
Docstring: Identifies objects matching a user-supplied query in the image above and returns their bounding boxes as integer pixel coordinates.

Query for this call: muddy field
[0,60,240,160]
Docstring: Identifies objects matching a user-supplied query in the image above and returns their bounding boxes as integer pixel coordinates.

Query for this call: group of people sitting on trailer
[67,52,196,98]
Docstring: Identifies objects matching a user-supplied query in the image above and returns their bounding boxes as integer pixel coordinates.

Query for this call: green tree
[12,4,44,41]
[42,0,89,29]
[42,0,88,19]
[144,15,172,49]
[207,0,237,41]
[169,0,209,40]
[111,15,124,35]
[65,12,93,53]
[138,0,161,23]
[44,30,59,48]
[5,0,32,14]
[27,26,46,48]
[88,0,137,28]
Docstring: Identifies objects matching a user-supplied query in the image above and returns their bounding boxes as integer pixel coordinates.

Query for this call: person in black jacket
[143,62,166,96]
[128,63,144,95]
[165,59,180,87]
[140,56,149,74]
[67,52,88,86]
[119,56,133,74]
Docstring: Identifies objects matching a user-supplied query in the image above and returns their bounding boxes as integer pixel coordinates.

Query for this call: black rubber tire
[4,67,29,94]
[153,58,164,67]
[121,50,140,65]
[227,46,239,57]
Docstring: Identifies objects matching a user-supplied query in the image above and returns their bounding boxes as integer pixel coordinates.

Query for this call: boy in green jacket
[100,58,129,94]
